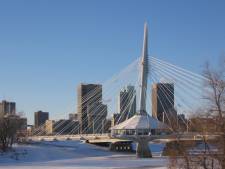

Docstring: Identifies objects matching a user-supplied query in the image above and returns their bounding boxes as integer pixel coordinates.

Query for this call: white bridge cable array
[149,57,210,117]
[151,58,206,94]
[151,68,204,98]
[32,55,210,136]
[73,55,206,135]
[151,57,209,81]
[32,58,141,136]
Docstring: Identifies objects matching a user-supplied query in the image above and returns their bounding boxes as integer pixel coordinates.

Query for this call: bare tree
[202,57,225,169]
[0,116,22,152]
[166,57,225,169]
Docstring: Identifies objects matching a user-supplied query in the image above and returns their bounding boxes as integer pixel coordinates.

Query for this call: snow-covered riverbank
[0,141,168,169]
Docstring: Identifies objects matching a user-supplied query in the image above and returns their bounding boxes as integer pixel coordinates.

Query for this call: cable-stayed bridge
[28,23,214,157]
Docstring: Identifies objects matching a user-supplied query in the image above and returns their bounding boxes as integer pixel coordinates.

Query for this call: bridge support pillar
[136,139,152,158]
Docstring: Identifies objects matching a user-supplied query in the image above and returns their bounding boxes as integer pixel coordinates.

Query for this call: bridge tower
[111,23,153,158]
[139,22,149,116]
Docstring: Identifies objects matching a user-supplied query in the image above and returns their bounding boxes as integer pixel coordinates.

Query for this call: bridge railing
[28,133,111,141]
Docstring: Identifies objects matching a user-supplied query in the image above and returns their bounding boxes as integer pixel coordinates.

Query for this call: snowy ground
[0,140,168,169]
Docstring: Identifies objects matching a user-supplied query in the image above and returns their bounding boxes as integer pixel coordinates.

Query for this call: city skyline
[1,0,225,124]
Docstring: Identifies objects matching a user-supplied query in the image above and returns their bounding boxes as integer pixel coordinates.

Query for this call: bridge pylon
[111,22,154,158]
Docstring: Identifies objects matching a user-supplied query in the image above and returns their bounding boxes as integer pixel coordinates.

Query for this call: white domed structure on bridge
[111,114,168,137]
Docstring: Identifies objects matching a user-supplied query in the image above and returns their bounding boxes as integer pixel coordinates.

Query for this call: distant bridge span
[27,132,219,143]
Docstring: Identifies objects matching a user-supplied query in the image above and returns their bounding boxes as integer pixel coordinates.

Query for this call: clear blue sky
[0,0,225,124]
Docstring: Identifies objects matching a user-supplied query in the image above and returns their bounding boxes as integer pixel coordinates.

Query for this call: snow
[0,140,168,169]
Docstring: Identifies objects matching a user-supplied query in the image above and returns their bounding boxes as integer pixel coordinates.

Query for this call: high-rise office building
[77,83,103,134]
[117,85,136,123]
[0,100,16,116]
[87,102,107,133]
[34,111,49,128]
[152,83,176,125]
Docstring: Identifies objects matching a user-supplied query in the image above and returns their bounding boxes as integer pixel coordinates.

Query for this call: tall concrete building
[0,100,16,116]
[116,85,136,123]
[77,83,103,134]
[87,102,107,133]
[152,83,176,125]
[34,111,49,128]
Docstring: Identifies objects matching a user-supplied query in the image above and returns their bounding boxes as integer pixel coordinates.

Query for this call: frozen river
[0,141,168,169]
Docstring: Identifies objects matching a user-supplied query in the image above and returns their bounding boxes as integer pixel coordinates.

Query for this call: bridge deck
[28,132,219,143]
